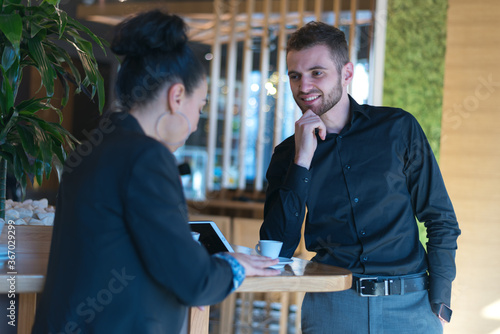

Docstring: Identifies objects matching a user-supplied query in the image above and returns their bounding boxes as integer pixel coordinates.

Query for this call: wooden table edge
[237,273,352,292]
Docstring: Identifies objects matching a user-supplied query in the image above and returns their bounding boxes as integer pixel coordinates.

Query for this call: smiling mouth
[302,95,320,103]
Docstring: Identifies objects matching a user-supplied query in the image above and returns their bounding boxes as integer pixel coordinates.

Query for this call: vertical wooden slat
[334,0,341,27]
[349,0,358,60]
[348,0,358,95]
[18,294,37,334]
[222,0,239,188]
[254,0,271,192]
[238,0,256,190]
[315,0,323,21]
[294,0,306,122]
[369,0,387,106]
[218,293,237,334]
[188,307,210,334]
[298,0,305,27]
[278,292,290,334]
[273,0,288,149]
[207,0,224,192]
[366,0,376,63]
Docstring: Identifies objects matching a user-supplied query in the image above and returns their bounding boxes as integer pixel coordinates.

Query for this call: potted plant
[0,0,106,220]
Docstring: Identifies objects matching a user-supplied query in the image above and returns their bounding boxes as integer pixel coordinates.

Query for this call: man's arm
[402,114,461,312]
[260,110,326,257]
[260,156,311,257]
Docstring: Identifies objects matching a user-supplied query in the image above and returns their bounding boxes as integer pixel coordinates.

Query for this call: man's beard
[296,78,343,116]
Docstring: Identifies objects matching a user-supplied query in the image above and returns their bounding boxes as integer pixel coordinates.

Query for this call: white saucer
[269,257,293,269]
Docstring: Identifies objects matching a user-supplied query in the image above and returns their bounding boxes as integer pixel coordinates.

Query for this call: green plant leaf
[1,3,24,16]
[12,148,28,198]
[43,0,60,6]
[0,13,22,51]
[29,21,46,39]
[69,36,105,112]
[27,34,56,97]
[45,42,82,87]
[55,8,67,38]
[5,0,22,6]
[65,15,107,54]
[0,68,15,115]
[52,144,65,166]
[15,123,37,156]
[34,159,43,186]
[0,109,18,144]
[36,119,65,143]
[1,45,17,71]
[15,97,49,114]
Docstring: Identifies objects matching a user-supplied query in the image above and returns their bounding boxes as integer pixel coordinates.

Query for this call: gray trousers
[302,288,442,334]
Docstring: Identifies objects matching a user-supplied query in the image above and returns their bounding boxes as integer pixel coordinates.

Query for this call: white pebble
[16,207,33,219]
[40,216,54,226]
[33,199,49,209]
[15,218,27,225]
[28,218,44,226]
[5,209,20,221]
[36,212,55,221]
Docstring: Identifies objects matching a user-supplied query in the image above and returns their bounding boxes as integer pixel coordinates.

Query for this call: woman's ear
[167,83,186,113]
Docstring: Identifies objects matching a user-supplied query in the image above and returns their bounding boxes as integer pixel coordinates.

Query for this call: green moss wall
[383,0,448,159]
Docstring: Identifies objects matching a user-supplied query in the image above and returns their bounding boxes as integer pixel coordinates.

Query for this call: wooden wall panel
[440,1,500,333]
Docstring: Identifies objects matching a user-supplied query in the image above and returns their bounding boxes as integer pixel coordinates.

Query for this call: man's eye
[313,71,323,76]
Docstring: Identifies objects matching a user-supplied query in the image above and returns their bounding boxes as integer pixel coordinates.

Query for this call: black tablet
[189,221,234,254]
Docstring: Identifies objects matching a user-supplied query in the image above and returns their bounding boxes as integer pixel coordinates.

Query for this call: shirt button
[303,177,309,183]
[294,212,299,217]
[338,135,343,139]
[345,165,351,170]
[360,229,366,236]
[362,256,368,262]
[354,197,359,203]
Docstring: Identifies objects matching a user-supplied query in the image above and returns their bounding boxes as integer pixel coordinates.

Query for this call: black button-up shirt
[260,96,461,306]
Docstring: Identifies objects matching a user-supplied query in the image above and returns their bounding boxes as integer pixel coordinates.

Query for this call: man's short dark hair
[287,21,349,73]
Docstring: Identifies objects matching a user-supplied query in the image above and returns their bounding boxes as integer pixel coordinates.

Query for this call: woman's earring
[155,111,192,147]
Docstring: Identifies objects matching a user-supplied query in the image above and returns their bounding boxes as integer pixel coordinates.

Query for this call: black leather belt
[351,274,428,297]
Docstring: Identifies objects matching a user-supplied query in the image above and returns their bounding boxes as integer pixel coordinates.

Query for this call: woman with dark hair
[32,10,278,334]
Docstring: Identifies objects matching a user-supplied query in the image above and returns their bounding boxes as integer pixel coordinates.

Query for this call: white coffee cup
[191,231,200,241]
[255,240,283,259]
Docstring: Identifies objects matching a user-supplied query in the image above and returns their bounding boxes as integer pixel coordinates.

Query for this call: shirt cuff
[428,274,452,307]
[213,253,246,291]
[283,163,312,197]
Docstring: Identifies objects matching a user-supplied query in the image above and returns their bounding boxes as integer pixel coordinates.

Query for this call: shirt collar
[348,95,371,122]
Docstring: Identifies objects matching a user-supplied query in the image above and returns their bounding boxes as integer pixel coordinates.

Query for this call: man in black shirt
[260,22,460,333]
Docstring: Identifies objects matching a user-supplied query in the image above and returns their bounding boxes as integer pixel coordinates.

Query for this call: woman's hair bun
[111,10,188,57]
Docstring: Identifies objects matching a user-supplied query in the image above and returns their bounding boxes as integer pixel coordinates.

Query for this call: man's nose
[299,77,313,92]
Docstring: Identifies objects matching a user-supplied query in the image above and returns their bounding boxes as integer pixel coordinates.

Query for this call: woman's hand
[230,253,281,276]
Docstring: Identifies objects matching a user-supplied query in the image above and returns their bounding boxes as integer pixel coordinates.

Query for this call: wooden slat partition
[254,0,272,192]
[439,1,500,333]
[221,0,239,188]
[207,0,223,192]
[237,0,255,190]
[273,0,288,149]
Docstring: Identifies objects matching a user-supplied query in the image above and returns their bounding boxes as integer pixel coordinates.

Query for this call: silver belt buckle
[358,277,378,297]
[358,277,394,296]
